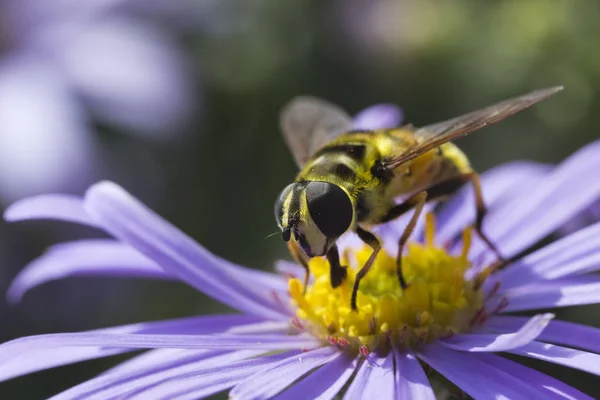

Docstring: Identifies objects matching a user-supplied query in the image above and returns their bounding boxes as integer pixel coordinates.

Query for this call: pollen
[288,213,484,353]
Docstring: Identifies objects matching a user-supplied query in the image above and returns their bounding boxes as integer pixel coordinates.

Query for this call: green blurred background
[2,0,600,398]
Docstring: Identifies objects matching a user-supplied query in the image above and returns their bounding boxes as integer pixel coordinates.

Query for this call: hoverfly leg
[468,172,506,263]
[326,244,347,288]
[393,191,428,291]
[288,240,311,294]
[351,227,382,311]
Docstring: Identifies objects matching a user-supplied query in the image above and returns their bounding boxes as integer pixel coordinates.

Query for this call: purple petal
[509,341,600,377]
[359,353,396,399]
[0,314,266,382]
[54,349,262,400]
[0,332,318,366]
[494,221,600,290]
[352,104,403,130]
[272,353,358,400]
[485,316,600,354]
[84,181,287,320]
[342,357,372,400]
[502,276,600,312]
[418,343,555,399]
[394,350,435,399]
[127,351,297,400]
[229,347,339,399]
[468,140,600,262]
[4,194,95,226]
[0,346,131,386]
[7,239,171,304]
[99,314,267,335]
[439,313,553,352]
[471,352,592,400]
[104,348,216,375]
[437,161,551,245]
[274,260,305,279]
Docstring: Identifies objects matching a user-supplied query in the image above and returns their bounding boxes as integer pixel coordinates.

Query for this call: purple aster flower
[0,0,195,201]
[3,106,600,398]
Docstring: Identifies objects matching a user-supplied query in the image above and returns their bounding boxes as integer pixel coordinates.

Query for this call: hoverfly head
[275,181,353,258]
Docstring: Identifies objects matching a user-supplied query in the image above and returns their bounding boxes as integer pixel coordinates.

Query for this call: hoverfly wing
[385,86,564,170]
[280,96,353,168]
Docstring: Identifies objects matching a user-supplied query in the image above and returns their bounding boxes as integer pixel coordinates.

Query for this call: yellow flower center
[288,214,484,353]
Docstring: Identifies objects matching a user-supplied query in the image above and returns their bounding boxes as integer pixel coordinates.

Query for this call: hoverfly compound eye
[274,183,295,229]
[305,182,353,238]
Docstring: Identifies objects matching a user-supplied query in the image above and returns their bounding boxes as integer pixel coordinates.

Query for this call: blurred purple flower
[3,111,600,397]
[352,103,404,130]
[0,0,196,201]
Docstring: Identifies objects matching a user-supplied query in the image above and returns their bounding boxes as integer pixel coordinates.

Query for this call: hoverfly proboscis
[274,86,563,311]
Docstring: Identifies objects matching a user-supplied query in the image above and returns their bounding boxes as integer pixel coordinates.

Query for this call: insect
[274,86,563,311]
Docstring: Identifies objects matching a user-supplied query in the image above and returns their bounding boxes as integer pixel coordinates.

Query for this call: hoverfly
[274,86,563,311]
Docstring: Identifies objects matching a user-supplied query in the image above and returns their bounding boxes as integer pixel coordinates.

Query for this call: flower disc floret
[289,215,484,352]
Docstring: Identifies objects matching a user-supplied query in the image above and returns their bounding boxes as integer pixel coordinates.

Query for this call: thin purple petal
[439,313,553,352]
[104,348,214,375]
[84,181,287,320]
[0,346,131,386]
[0,332,318,365]
[127,351,297,400]
[96,314,267,335]
[486,316,600,354]
[0,314,266,382]
[7,239,171,304]
[273,353,358,400]
[352,104,403,130]
[471,352,591,400]
[509,341,600,377]
[230,347,339,400]
[468,140,600,262]
[494,221,600,290]
[274,260,305,280]
[394,350,435,399]
[437,161,550,245]
[342,358,371,400]
[502,276,600,312]
[418,343,555,399]
[4,194,95,226]
[53,349,262,400]
[359,353,396,399]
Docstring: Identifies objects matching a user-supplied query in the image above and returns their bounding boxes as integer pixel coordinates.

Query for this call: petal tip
[4,201,24,222]
[5,279,25,305]
[85,181,124,199]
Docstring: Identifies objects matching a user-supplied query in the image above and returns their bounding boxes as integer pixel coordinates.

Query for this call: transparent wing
[385,86,563,170]
[280,96,353,168]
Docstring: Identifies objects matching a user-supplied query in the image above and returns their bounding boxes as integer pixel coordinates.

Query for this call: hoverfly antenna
[282,227,291,242]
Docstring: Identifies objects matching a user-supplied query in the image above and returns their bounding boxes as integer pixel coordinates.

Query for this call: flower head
[3,107,600,398]
[290,216,480,353]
